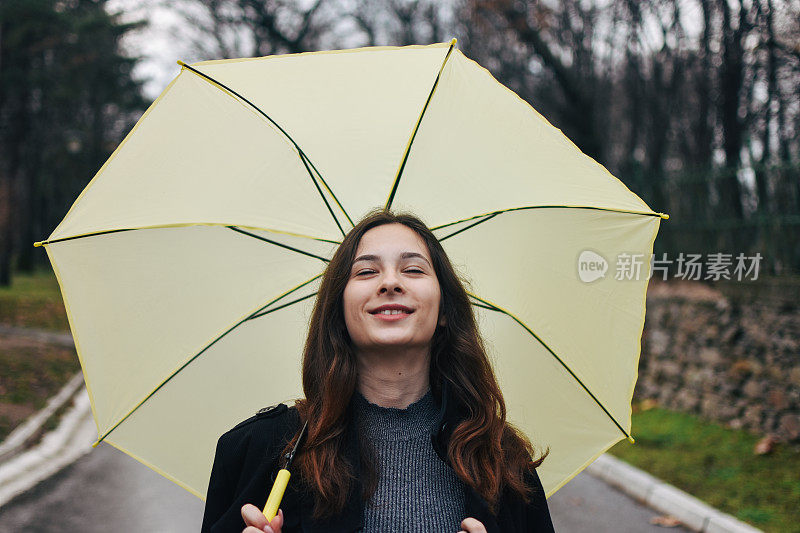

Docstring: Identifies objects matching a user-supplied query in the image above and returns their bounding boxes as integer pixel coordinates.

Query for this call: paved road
[548,468,690,532]
[0,445,688,532]
[0,445,202,532]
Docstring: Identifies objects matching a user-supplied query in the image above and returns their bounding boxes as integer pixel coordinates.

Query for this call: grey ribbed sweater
[356,391,466,533]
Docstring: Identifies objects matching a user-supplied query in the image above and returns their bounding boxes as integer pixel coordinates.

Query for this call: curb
[0,385,95,508]
[0,324,766,530]
[0,326,95,510]
[0,325,74,347]
[0,371,84,463]
[586,453,763,533]
[0,405,766,533]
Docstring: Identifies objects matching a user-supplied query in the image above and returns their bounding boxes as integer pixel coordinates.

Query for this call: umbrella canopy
[38,41,667,500]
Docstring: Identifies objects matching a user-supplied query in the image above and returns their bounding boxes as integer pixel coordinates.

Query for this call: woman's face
[343,223,442,356]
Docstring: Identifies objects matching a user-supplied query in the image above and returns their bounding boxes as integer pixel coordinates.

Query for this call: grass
[610,404,800,532]
[2,270,799,531]
[0,268,78,442]
[0,269,69,331]
[0,339,80,442]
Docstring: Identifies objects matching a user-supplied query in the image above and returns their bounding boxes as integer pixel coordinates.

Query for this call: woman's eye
[405,268,424,274]
[355,269,376,276]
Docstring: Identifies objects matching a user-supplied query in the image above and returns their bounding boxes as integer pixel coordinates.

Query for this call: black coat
[201,389,555,533]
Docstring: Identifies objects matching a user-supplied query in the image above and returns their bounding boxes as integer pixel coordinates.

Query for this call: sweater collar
[300,381,498,533]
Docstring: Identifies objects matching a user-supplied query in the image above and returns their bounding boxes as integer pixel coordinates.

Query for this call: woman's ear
[438,313,446,327]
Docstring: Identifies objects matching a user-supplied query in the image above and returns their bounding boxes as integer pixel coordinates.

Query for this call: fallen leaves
[639,398,659,411]
[650,515,683,527]
[754,435,777,455]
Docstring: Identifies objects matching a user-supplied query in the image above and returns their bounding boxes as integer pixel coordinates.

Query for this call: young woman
[201,210,554,533]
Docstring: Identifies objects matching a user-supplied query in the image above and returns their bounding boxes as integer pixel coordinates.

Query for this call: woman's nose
[378,272,404,293]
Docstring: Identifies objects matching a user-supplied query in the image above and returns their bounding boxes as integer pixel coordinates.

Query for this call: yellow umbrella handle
[263,468,291,521]
[263,420,307,521]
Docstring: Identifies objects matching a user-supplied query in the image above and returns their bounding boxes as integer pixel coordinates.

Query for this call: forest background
[1,2,799,529]
[1,0,799,281]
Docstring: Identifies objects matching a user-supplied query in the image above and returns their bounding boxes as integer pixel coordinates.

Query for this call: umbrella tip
[660,213,670,220]
[450,38,458,47]
[177,60,187,67]
[627,435,636,444]
[33,241,43,248]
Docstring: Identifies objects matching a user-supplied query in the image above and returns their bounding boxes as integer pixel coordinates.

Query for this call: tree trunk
[0,175,13,286]
[717,0,746,219]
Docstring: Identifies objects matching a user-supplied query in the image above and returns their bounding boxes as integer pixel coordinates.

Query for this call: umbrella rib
[92,273,323,446]
[297,151,346,236]
[384,39,457,211]
[438,213,498,242]
[35,228,137,246]
[227,226,329,263]
[468,293,634,443]
[177,61,353,235]
[432,205,668,233]
[433,205,669,233]
[34,223,341,248]
[247,291,318,321]
[469,301,497,311]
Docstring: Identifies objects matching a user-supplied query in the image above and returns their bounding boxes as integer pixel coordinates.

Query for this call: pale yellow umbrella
[36,40,667,504]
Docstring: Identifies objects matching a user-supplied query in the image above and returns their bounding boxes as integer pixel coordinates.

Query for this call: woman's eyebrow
[352,252,431,266]
[401,252,432,266]
[353,254,380,264]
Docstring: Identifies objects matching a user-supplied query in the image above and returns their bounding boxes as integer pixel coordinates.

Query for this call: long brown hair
[286,209,547,517]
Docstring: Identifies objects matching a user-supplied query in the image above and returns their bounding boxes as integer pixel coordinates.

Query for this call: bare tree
[151,0,800,271]
[170,0,334,59]
[350,0,448,47]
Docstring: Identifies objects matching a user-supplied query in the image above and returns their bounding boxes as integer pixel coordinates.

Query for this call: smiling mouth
[369,305,415,315]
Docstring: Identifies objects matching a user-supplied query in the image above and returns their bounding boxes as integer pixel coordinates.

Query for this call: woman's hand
[241,504,283,533]
[459,517,487,533]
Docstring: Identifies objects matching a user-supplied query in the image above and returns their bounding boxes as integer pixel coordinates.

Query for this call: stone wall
[635,280,800,443]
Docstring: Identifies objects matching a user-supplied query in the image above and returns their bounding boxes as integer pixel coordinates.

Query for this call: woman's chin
[358,337,432,355]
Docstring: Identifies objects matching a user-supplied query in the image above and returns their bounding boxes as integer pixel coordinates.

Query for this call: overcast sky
[106,0,352,100]
[107,0,708,102]
[108,0,199,99]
